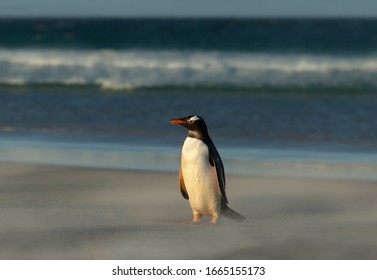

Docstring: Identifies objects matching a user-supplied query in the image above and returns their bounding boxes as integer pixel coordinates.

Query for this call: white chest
[180,137,221,215]
[181,137,209,167]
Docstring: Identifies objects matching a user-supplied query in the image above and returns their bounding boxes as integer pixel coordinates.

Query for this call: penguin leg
[209,213,220,225]
[191,212,202,224]
[184,212,202,224]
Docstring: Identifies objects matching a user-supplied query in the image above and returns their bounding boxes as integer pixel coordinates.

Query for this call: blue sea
[1,18,377,178]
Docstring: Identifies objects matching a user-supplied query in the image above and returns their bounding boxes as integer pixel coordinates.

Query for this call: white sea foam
[1,48,377,90]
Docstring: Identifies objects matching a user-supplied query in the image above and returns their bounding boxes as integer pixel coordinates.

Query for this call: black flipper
[179,168,189,200]
[205,137,228,204]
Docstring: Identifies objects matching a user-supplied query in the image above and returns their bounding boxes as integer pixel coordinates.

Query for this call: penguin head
[170,115,209,139]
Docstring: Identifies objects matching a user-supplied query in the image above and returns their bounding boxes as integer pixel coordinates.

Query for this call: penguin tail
[221,203,245,222]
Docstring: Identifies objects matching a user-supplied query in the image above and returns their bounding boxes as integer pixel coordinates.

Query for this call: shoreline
[1,130,377,180]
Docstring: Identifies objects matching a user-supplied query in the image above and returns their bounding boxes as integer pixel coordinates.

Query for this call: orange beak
[170,119,187,125]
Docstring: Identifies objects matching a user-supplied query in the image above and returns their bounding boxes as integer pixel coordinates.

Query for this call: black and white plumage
[170,115,245,224]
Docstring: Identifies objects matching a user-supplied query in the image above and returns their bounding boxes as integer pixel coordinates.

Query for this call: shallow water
[1,130,377,180]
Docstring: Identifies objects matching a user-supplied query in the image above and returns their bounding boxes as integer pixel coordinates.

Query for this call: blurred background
[0,0,377,177]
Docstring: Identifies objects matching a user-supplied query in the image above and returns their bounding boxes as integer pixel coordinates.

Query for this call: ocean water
[1,18,377,175]
[2,18,377,91]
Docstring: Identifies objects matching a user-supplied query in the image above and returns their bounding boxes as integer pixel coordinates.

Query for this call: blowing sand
[0,163,376,259]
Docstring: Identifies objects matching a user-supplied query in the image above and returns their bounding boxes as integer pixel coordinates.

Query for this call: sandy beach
[0,163,376,260]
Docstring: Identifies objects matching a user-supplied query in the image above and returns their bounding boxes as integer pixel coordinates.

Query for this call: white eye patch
[189,115,201,122]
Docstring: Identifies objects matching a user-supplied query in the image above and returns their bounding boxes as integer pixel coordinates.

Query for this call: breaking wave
[1,48,377,91]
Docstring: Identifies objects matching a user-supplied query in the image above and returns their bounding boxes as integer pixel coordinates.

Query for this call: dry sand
[0,163,376,259]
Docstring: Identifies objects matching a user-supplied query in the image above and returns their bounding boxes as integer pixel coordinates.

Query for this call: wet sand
[0,163,376,259]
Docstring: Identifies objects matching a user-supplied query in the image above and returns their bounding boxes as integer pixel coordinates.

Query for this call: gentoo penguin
[170,115,245,224]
